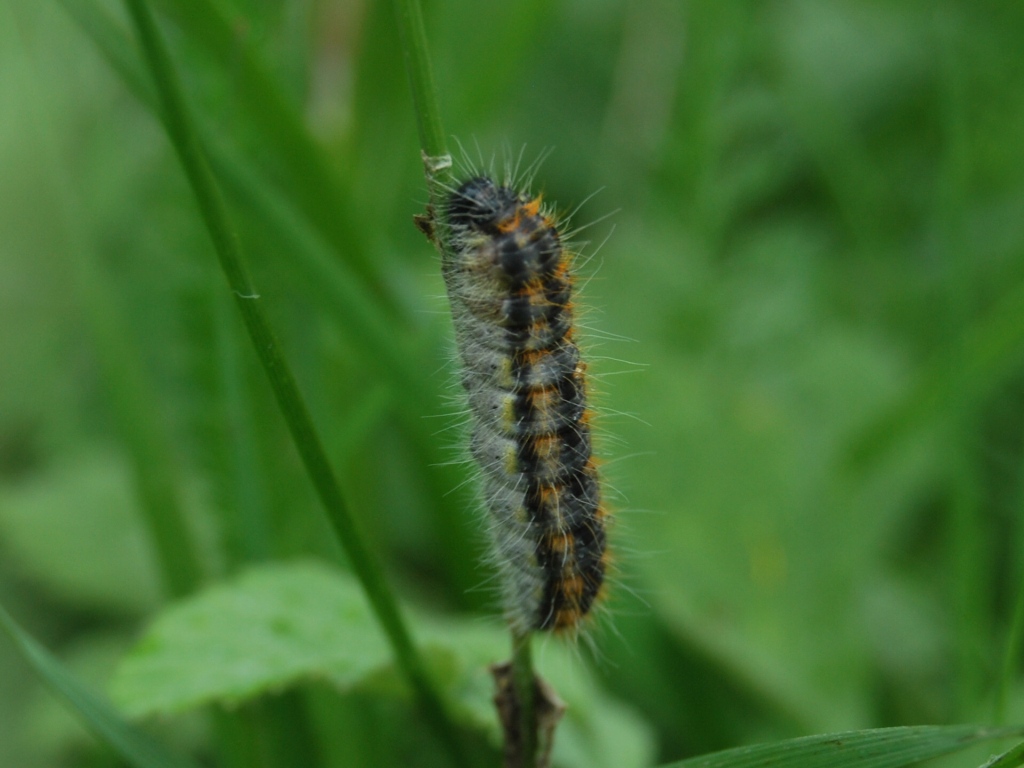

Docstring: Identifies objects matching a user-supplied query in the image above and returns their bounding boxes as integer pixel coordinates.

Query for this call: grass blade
[392,0,447,162]
[54,0,418,393]
[980,740,1024,768]
[660,725,1022,768]
[148,0,395,307]
[118,1,469,764]
[392,0,453,202]
[55,0,483,603]
[0,603,201,768]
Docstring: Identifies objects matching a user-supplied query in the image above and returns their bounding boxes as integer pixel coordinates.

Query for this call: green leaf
[110,561,387,714]
[109,561,656,768]
[0,602,200,768]
[659,725,1022,768]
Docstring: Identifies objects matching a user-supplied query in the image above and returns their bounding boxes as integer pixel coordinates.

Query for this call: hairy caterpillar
[422,163,610,634]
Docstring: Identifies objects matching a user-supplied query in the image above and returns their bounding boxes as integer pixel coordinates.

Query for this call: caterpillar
[423,164,610,635]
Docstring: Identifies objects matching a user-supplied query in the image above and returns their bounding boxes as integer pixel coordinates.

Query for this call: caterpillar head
[448,177,522,234]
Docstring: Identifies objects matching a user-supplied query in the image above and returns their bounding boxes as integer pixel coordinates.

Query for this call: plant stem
[392,0,454,198]
[120,2,469,765]
[511,631,538,768]
[391,0,446,158]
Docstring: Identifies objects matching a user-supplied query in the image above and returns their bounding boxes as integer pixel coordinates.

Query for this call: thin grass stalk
[0,604,202,768]
[511,631,538,768]
[119,1,469,765]
[57,0,484,605]
[148,0,398,310]
[27,54,279,767]
[211,287,272,564]
[210,287,314,768]
[58,0,428,400]
[392,0,453,197]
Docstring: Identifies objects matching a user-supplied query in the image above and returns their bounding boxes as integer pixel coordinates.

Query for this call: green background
[2,0,1024,766]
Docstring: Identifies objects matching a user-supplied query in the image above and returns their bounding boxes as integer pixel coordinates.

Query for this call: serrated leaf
[660,725,1022,768]
[110,561,388,715]
[110,561,656,768]
[0,602,200,768]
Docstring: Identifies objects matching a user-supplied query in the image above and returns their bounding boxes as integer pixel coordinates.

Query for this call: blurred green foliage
[1,0,1024,766]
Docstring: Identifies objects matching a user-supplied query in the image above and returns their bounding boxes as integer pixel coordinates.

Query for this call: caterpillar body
[433,172,609,634]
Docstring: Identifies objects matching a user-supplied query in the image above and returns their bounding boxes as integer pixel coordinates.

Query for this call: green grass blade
[980,740,1024,768]
[392,0,447,160]
[55,0,396,312]
[54,0,482,604]
[149,0,390,305]
[53,0,156,105]
[659,725,1022,768]
[151,0,383,289]
[392,0,453,200]
[54,0,418,391]
[209,288,273,564]
[118,2,469,765]
[0,603,201,768]
[208,136,420,390]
